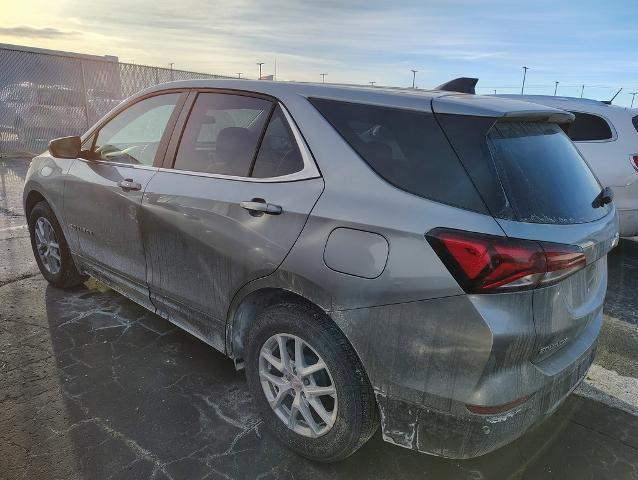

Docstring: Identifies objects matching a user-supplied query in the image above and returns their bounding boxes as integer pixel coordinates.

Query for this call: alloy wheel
[259,333,338,438]
[34,217,61,275]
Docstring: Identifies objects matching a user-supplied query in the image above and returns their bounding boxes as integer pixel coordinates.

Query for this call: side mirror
[48,136,81,159]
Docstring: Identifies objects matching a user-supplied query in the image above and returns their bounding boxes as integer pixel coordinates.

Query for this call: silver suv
[24,80,619,461]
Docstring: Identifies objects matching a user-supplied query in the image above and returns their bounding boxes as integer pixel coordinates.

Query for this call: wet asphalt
[1,157,637,480]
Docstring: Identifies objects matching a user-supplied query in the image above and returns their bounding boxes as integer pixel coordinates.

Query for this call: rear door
[436,113,619,362]
[141,90,323,350]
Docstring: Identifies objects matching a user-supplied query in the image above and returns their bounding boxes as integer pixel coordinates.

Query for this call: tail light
[631,154,638,172]
[426,228,586,293]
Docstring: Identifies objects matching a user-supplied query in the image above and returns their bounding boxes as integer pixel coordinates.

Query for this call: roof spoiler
[435,77,478,94]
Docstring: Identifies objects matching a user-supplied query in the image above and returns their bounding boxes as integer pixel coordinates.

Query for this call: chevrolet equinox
[24,80,619,461]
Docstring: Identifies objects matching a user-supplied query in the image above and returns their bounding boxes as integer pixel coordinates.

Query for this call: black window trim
[159,88,320,183]
[567,109,617,143]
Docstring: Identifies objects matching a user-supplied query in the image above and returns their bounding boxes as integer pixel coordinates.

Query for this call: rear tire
[246,302,379,462]
[28,201,86,288]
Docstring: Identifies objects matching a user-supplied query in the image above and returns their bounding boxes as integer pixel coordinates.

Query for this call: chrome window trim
[163,101,321,183]
[76,158,159,171]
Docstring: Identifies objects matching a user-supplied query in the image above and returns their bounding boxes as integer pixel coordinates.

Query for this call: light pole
[411,69,418,88]
[631,93,638,109]
[320,73,327,83]
[580,84,585,98]
[520,66,529,94]
[257,62,264,79]
[369,81,376,87]
[554,81,559,96]
[168,62,174,81]
[236,72,243,79]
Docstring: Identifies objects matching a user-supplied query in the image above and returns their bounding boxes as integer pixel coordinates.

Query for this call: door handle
[117,178,142,191]
[240,199,282,216]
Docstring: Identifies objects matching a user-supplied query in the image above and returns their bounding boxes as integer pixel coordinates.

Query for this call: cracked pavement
[1,157,638,479]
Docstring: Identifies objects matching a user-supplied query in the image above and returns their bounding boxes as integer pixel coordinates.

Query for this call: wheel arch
[24,189,48,219]
[226,287,327,363]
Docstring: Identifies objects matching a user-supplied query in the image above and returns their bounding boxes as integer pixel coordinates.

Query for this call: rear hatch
[433,95,619,362]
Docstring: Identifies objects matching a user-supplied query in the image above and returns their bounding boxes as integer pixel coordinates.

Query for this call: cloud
[2,0,636,105]
[0,26,79,39]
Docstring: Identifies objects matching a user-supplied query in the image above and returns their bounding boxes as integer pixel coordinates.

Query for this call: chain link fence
[0,44,232,157]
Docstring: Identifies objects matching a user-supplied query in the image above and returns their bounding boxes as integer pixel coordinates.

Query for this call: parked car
[0,82,86,150]
[86,88,121,124]
[23,80,619,461]
[495,95,638,236]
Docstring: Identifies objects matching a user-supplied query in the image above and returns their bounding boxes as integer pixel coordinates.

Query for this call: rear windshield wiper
[592,186,614,208]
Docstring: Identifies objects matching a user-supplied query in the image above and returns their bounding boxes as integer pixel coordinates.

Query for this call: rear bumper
[375,340,596,458]
[331,291,603,458]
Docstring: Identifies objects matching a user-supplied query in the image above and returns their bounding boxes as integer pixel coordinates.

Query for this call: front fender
[23,154,76,248]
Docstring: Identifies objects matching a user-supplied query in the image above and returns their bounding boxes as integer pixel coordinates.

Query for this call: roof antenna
[435,77,478,94]
[603,88,622,105]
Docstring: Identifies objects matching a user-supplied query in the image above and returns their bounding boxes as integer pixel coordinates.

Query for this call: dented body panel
[23,79,620,459]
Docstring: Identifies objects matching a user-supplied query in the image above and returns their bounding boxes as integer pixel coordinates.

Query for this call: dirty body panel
[23,80,619,460]
[233,89,616,458]
[141,173,324,351]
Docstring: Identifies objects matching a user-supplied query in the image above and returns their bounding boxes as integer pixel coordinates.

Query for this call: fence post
[79,59,91,130]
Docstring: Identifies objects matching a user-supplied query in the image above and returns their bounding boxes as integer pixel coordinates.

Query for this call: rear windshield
[308,98,488,213]
[486,122,610,224]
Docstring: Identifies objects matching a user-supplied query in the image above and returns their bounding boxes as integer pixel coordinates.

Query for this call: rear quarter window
[308,98,487,213]
[566,112,613,141]
[633,115,638,133]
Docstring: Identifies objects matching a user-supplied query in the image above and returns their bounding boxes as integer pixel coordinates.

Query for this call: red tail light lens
[426,228,586,293]
[631,154,638,172]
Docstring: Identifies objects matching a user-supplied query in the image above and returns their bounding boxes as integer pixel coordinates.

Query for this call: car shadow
[42,283,638,480]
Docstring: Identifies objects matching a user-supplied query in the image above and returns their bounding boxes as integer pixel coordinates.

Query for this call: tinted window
[633,115,638,133]
[174,93,272,176]
[251,106,304,178]
[94,93,179,165]
[487,122,609,223]
[309,98,487,213]
[566,112,613,141]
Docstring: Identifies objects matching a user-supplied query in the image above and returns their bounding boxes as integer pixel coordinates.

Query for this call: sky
[2,0,637,107]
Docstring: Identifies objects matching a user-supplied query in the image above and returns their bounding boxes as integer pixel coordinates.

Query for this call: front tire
[28,201,86,288]
[246,302,378,462]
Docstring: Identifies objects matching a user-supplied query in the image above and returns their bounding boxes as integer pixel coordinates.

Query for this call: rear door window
[566,112,613,141]
[308,98,487,213]
[486,122,610,223]
[174,93,272,176]
[251,106,304,178]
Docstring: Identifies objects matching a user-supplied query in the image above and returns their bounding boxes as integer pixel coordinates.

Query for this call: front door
[141,91,323,350]
[64,92,183,309]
